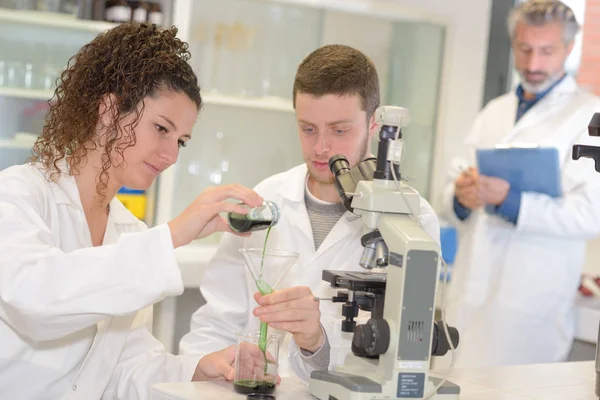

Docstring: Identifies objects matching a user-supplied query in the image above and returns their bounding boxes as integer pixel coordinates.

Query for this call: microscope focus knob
[342,320,357,332]
[352,318,390,356]
[341,303,359,333]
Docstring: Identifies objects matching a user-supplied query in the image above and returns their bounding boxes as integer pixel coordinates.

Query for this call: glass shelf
[0,87,295,113]
[0,7,116,33]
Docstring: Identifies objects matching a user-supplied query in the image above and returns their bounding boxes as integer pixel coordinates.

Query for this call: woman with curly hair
[0,22,264,399]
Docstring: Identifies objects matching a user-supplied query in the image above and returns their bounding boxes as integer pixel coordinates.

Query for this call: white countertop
[151,361,598,400]
[151,376,311,400]
[175,243,219,289]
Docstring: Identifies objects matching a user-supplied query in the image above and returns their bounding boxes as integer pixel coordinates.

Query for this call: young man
[444,0,600,368]
[180,44,441,381]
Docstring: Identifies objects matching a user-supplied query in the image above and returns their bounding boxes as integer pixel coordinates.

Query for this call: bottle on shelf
[60,0,78,16]
[105,0,131,23]
[77,0,106,21]
[130,0,149,23]
[35,0,62,12]
[0,0,35,10]
[147,0,163,26]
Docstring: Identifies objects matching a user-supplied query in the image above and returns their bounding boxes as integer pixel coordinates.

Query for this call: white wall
[385,0,493,210]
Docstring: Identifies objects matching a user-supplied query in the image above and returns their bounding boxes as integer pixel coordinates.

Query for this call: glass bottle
[105,0,131,23]
[147,0,163,26]
[227,201,280,233]
[35,0,61,12]
[61,0,78,15]
[130,0,148,23]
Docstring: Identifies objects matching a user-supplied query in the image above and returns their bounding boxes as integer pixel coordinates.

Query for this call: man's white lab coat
[180,163,441,382]
[443,75,600,367]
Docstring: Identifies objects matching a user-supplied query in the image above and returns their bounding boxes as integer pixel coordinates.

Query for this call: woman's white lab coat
[0,162,200,399]
[443,76,600,367]
[179,163,441,382]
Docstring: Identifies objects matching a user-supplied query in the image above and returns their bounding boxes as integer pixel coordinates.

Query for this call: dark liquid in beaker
[233,380,276,394]
[228,213,272,233]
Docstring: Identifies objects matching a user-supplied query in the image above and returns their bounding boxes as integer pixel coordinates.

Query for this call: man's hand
[253,286,323,353]
[192,345,236,381]
[478,175,510,206]
[455,167,483,209]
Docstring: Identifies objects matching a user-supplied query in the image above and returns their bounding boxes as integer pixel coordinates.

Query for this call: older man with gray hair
[443,0,600,368]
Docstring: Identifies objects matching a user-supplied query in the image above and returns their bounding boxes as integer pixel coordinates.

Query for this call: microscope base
[309,370,460,400]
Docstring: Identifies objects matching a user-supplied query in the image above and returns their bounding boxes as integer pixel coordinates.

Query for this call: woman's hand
[192,345,236,381]
[191,343,279,383]
[168,184,263,248]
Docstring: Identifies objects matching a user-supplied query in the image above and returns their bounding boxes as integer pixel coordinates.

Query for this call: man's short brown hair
[293,44,380,118]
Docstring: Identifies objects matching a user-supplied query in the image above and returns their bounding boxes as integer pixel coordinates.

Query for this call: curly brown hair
[32,22,202,195]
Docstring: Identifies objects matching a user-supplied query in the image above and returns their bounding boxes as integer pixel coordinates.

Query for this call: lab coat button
[72,385,77,391]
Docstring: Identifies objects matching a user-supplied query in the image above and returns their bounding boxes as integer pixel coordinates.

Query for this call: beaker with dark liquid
[233,330,282,395]
[228,201,280,233]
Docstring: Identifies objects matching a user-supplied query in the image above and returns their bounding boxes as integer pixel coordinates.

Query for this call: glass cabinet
[160,0,447,229]
[151,0,447,352]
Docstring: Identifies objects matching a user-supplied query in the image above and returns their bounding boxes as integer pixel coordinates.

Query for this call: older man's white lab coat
[179,163,441,382]
[443,75,600,367]
[0,163,199,400]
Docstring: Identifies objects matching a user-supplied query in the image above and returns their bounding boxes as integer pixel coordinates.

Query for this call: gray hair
[508,0,580,44]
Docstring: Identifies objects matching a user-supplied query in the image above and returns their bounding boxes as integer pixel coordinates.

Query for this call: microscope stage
[323,270,387,291]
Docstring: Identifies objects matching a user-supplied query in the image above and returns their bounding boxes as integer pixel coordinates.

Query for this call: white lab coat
[179,163,441,382]
[0,162,200,400]
[443,76,600,368]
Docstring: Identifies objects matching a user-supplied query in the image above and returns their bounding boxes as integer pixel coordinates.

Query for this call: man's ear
[368,114,378,140]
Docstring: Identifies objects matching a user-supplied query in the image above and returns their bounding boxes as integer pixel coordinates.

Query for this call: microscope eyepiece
[329,154,350,175]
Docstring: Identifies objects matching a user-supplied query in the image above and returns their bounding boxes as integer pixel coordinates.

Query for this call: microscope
[572,112,600,398]
[308,106,460,400]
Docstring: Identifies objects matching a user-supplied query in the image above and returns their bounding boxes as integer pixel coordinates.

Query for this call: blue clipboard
[475,147,562,197]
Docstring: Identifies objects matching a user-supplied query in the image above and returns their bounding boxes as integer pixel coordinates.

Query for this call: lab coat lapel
[500,96,519,142]
[284,197,315,250]
[503,76,579,143]
[104,198,141,244]
[276,165,315,248]
[274,164,362,263]
[313,212,361,259]
[49,163,94,249]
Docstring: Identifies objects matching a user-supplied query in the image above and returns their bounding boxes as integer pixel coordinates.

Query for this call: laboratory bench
[150,360,598,400]
[156,241,600,358]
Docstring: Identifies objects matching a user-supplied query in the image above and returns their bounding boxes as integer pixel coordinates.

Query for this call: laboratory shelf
[0,87,294,113]
[202,93,294,113]
[0,7,116,33]
[262,0,447,24]
[0,87,54,101]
